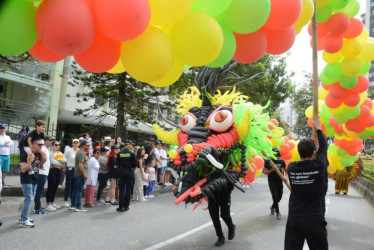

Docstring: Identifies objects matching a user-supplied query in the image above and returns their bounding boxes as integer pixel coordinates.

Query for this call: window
[95,95,105,105]
[109,99,117,108]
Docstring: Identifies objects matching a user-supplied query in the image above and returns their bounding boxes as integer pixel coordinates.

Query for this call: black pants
[269,181,283,213]
[285,215,328,250]
[118,169,134,209]
[46,168,62,203]
[96,173,109,200]
[208,188,235,238]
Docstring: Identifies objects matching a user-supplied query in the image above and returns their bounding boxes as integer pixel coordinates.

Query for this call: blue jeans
[0,155,10,172]
[34,174,47,211]
[64,168,75,201]
[71,176,85,208]
[21,183,36,221]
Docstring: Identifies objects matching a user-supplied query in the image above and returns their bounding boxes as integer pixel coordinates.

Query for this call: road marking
[145,213,234,250]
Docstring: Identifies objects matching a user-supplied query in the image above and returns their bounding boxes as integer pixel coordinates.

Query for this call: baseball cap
[100,146,110,152]
[124,139,134,145]
[105,136,112,141]
[148,137,155,142]
[72,138,79,143]
[44,136,54,141]
[0,124,5,129]
[80,139,92,147]
[111,145,120,150]
[155,141,161,145]
[79,137,84,141]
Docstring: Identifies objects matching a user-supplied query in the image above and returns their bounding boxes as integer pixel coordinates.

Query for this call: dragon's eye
[208,107,234,132]
[181,113,197,132]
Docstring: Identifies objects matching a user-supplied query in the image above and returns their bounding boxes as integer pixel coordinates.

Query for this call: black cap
[111,145,120,150]
[124,139,133,145]
[100,146,110,152]
[44,136,54,141]
[148,137,155,142]
[155,141,161,145]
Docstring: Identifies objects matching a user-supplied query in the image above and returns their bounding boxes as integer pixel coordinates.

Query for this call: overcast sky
[286,0,367,85]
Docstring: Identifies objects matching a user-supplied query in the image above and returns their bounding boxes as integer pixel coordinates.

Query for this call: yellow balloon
[122,26,173,83]
[357,41,374,62]
[149,58,184,87]
[367,125,374,131]
[184,143,193,153]
[357,28,368,43]
[340,58,361,77]
[273,127,284,137]
[318,88,328,100]
[294,0,314,29]
[295,26,303,34]
[170,12,223,66]
[359,92,368,105]
[255,169,262,177]
[305,106,313,118]
[322,50,342,64]
[149,0,194,25]
[270,137,280,147]
[341,39,361,59]
[328,104,345,114]
[106,58,125,74]
[371,107,374,115]
[316,0,330,8]
[169,149,178,160]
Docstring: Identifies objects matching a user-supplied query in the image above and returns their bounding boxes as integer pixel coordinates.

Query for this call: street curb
[351,177,374,208]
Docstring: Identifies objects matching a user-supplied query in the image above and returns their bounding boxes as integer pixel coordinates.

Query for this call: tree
[68,62,162,138]
[292,73,313,138]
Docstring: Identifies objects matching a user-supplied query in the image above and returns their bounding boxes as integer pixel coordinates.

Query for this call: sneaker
[69,206,77,211]
[111,201,118,206]
[18,218,34,224]
[276,212,281,220]
[33,208,48,215]
[2,181,7,189]
[144,196,149,199]
[75,207,87,212]
[116,207,125,212]
[215,237,225,247]
[46,204,56,212]
[20,219,35,228]
[97,199,105,203]
[228,225,236,240]
[138,198,148,202]
[124,207,129,211]
[52,203,61,209]
[270,206,275,215]
[148,195,155,198]
[63,202,70,207]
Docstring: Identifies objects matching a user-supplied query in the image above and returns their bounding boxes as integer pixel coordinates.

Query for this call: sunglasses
[35,144,44,147]
[54,144,60,146]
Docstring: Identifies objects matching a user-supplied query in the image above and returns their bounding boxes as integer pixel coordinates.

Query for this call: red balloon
[359,105,371,119]
[363,98,373,109]
[283,136,289,143]
[270,119,279,127]
[307,118,313,127]
[323,34,343,53]
[74,31,121,73]
[325,94,343,109]
[253,156,265,170]
[264,26,296,55]
[329,83,347,99]
[329,116,338,128]
[264,0,302,30]
[342,18,363,39]
[347,146,358,156]
[343,92,360,107]
[308,22,329,38]
[363,115,374,127]
[233,30,267,63]
[29,39,65,63]
[351,76,369,93]
[321,83,331,90]
[280,143,290,153]
[36,0,96,56]
[92,0,150,41]
[328,13,350,35]
[310,36,325,51]
[287,141,295,150]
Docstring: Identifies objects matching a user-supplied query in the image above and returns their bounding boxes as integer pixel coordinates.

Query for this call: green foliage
[68,62,162,137]
[363,159,374,183]
[292,73,313,138]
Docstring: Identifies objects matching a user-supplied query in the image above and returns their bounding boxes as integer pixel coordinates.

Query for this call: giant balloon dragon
[153,63,283,207]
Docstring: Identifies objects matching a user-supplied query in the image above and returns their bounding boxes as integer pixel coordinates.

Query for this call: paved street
[0,176,373,250]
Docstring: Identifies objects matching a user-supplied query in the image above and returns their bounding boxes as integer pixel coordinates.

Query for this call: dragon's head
[153,87,281,206]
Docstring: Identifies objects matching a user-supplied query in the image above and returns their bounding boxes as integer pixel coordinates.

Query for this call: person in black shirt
[19,138,44,228]
[284,115,328,250]
[264,148,286,220]
[116,140,137,212]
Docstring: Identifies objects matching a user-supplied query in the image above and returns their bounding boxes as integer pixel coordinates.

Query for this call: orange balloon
[323,34,343,53]
[342,18,363,39]
[264,26,296,55]
[264,0,302,30]
[328,13,350,35]
[233,30,267,63]
[75,31,121,73]
[29,39,65,63]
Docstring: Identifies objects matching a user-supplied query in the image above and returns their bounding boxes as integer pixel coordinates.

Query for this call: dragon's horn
[152,124,180,146]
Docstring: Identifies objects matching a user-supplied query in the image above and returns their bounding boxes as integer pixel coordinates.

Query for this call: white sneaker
[148,195,155,198]
[167,182,173,186]
[52,203,61,209]
[75,207,87,212]
[138,198,148,202]
[69,206,77,211]
[144,196,149,199]
[18,218,34,224]
[63,202,70,207]
[20,219,35,228]
[46,204,56,211]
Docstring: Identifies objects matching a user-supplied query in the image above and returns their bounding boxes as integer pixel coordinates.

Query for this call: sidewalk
[1,175,174,197]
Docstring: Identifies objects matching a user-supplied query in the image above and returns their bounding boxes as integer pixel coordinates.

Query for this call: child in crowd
[25,120,47,166]
[147,160,156,198]
[143,166,150,199]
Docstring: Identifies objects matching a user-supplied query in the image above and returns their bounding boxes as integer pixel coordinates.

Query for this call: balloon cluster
[267,119,285,147]
[0,0,314,87]
[279,137,300,166]
[306,0,372,173]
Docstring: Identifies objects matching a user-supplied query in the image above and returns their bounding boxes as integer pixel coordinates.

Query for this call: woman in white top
[133,148,147,201]
[85,149,100,207]
[63,139,79,207]
[46,141,67,211]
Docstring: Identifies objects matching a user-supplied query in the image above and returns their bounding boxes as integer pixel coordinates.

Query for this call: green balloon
[335,0,360,18]
[328,0,350,10]
[219,0,271,34]
[0,0,37,56]
[342,105,360,119]
[340,157,354,167]
[316,6,332,23]
[324,63,342,82]
[334,113,349,124]
[207,24,236,68]
[191,0,233,17]
[359,61,371,76]
[320,72,336,85]
[339,75,358,89]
